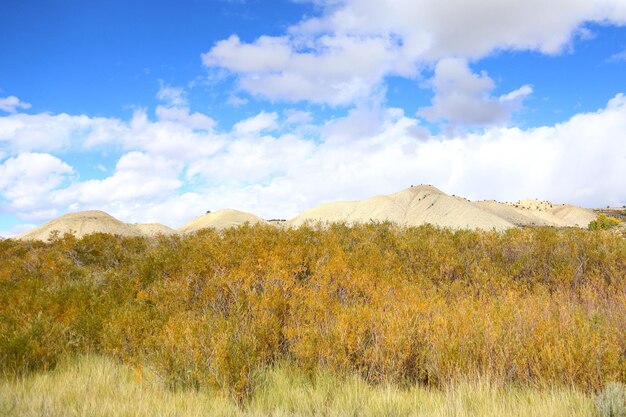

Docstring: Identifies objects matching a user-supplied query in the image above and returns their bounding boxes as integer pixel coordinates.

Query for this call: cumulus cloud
[156,84,188,108]
[419,58,532,126]
[155,83,216,130]
[186,133,315,185]
[54,152,183,210]
[0,112,124,153]
[202,0,626,105]
[0,96,31,114]
[204,34,397,105]
[204,35,293,73]
[284,109,313,125]
[0,153,74,220]
[1,94,625,231]
[233,111,279,136]
[155,106,216,131]
[0,107,221,162]
[293,0,626,57]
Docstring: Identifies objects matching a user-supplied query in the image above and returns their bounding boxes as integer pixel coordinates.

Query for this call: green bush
[589,214,621,230]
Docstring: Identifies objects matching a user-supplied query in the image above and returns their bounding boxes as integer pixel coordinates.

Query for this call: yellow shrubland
[0,223,624,402]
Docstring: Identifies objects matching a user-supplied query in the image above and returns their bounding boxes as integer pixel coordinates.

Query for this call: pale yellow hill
[476,199,596,228]
[17,211,144,241]
[130,223,176,236]
[549,205,596,228]
[178,209,268,233]
[14,189,600,240]
[474,200,549,227]
[288,185,515,231]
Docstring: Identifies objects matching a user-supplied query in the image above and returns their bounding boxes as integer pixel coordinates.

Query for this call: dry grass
[0,355,599,417]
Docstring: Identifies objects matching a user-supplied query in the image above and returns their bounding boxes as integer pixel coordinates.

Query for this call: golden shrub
[0,224,624,397]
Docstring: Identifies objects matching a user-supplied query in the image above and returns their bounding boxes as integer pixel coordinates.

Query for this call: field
[1,223,625,415]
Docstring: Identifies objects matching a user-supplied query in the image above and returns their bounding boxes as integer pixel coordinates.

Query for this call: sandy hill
[473,200,548,227]
[130,223,176,236]
[17,210,145,241]
[178,209,268,233]
[549,205,597,227]
[13,187,601,240]
[476,199,596,228]
[288,185,515,231]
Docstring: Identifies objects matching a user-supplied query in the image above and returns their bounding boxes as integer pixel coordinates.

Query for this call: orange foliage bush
[1,224,624,399]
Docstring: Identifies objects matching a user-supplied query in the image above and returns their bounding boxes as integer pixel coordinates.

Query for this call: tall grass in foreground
[0,355,600,417]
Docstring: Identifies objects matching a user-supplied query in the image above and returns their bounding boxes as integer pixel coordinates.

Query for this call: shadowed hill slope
[129,223,176,236]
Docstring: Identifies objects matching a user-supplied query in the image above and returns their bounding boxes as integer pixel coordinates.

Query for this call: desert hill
[17,210,145,241]
[288,185,516,230]
[288,185,598,230]
[130,223,176,236]
[177,209,268,233]
[16,208,269,241]
[475,198,595,228]
[14,186,602,239]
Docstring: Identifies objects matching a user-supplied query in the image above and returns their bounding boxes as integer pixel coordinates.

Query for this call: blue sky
[1,0,626,234]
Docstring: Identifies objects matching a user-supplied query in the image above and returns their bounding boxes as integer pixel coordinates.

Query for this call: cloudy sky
[1,0,626,235]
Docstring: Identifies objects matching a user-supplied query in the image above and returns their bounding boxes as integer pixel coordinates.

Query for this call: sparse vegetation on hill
[1,223,625,406]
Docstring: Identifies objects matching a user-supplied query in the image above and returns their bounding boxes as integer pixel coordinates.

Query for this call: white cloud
[0,96,31,114]
[0,112,124,153]
[54,151,183,208]
[284,109,313,125]
[292,0,626,58]
[1,94,624,230]
[500,85,533,103]
[0,107,221,162]
[156,84,188,108]
[154,83,216,131]
[186,133,316,185]
[608,48,626,62]
[122,109,224,161]
[227,94,249,107]
[575,27,596,42]
[418,58,532,126]
[203,34,401,105]
[233,111,279,136]
[155,106,216,130]
[204,35,293,73]
[0,153,74,220]
[202,0,626,105]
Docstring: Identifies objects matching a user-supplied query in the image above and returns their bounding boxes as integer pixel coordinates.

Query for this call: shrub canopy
[1,224,625,399]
